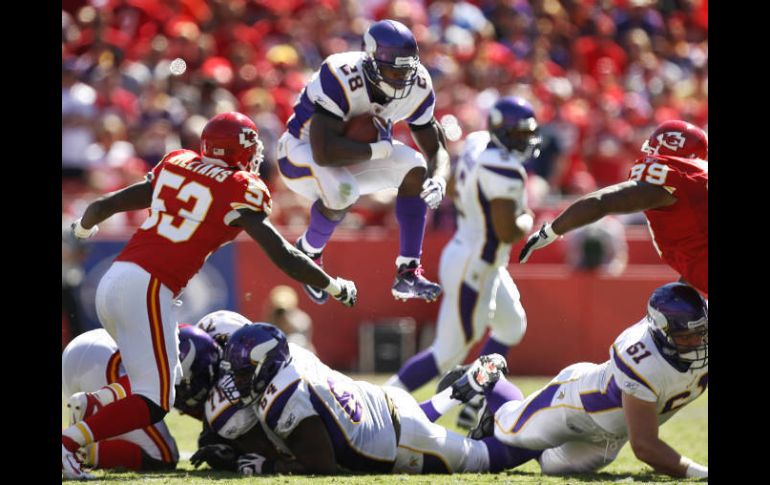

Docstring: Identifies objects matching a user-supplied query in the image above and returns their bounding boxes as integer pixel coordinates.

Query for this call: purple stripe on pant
[459,283,478,343]
[511,383,560,433]
[579,376,622,413]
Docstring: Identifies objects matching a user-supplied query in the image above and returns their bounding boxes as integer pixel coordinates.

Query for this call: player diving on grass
[62,112,357,480]
[519,120,708,296]
[276,19,451,305]
[386,96,539,428]
[427,282,708,479]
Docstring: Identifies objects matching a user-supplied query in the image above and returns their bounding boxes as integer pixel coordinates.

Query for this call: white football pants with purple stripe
[384,386,490,473]
[429,238,527,371]
[493,363,626,474]
[276,132,427,210]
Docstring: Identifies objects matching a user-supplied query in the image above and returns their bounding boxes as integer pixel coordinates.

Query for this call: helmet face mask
[488,97,542,159]
[647,283,708,370]
[362,20,420,100]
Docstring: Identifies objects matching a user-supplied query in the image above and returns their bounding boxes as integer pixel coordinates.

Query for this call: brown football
[343,114,379,143]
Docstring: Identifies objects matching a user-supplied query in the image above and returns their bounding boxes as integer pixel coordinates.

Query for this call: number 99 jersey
[116,149,272,296]
[627,154,708,293]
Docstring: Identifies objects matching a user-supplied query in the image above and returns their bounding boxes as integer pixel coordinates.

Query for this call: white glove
[518,222,560,263]
[420,176,446,210]
[71,218,99,240]
[237,453,267,476]
[325,277,357,307]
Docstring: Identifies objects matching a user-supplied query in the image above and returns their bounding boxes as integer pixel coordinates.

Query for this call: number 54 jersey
[116,149,272,296]
[628,154,707,293]
[255,344,399,473]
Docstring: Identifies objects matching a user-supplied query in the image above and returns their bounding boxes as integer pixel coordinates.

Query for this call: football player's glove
[190,444,238,471]
[420,176,446,210]
[72,218,99,240]
[370,117,393,160]
[518,222,560,263]
[237,453,272,476]
[326,277,357,307]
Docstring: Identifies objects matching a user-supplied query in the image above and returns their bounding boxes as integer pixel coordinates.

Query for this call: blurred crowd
[62,0,707,234]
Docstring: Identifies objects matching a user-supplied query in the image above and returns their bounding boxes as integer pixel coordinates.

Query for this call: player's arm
[230,209,355,306]
[282,416,338,474]
[490,199,530,244]
[74,179,153,237]
[309,107,380,166]
[410,117,450,182]
[519,181,676,262]
[622,392,707,478]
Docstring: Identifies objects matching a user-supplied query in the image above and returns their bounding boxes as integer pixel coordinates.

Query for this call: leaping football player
[276,19,451,304]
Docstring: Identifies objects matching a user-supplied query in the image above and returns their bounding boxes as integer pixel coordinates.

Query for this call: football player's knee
[492,305,528,346]
[328,183,360,210]
[432,346,466,372]
[139,395,168,424]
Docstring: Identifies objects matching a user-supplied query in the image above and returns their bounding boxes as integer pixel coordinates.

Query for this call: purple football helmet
[647,283,708,370]
[220,323,290,406]
[176,324,223,414]
[362,19,420,100]
[487,96,542,160]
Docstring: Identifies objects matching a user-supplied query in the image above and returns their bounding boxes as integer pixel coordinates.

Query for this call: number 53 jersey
[116,149,272,296]
[255,344,399,473]
[628,154,708,293]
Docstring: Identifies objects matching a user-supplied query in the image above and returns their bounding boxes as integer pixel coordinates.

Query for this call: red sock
[94,440,144,471]
[82,394,152,442]
[115,374,132,394]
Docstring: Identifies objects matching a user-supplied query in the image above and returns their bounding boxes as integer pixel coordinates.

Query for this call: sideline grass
[62,375,707,484]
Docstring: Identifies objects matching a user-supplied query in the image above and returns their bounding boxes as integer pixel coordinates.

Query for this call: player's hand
[420,176,446,210]
[190,444,238,471]
[518,222,560,263]
[237,453,268,476]
[328,277,357,307]
[71,218,99,240]
[373,117,393,144]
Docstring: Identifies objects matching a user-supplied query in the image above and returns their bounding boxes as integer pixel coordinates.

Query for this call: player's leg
[277,134,358,304]
[385,241,468,391]
[538,439,624,475]
[62,263,179,459]
[482,268,528,358]
[81,420,179,471]
[350,141,440,301]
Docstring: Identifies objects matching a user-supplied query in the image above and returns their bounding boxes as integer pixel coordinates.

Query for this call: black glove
[190,444,239,471]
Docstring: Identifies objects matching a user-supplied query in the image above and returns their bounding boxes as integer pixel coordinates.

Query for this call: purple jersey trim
[308,386,395,472]
[611,346,657,394]
[459,282,479,343]
[579,376,623,412]
[477,182,499,263]
[278,156,312,179]
[406,90,435,124]
[264,379,301,431]
[210,402,240,433]
[510,383,560,433]
[481,165,525,180]
[287,91,315,138]
[319,63,350,115]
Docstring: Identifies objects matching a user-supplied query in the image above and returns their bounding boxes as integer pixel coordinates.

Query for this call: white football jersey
[573,319,708,438]
[452,131,528,267]
[286,51,436,141]
[253,344,398,472]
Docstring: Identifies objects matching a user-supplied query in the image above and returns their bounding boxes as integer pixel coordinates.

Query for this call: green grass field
[62,375,707,484]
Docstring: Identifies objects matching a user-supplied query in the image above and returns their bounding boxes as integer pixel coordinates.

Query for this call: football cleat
[67,392,104,425]
[62,443,94,480]
[295,238,329,305]
[391,261,442,302]
[467,399,496,440]
[456,394,484,430]
[449,354,508,403]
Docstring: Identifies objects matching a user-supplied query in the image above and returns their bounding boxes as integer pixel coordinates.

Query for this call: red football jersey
[116,149,272,295]
[627,154,708,293]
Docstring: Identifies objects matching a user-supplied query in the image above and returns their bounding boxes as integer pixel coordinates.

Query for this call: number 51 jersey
[116,149,272,296]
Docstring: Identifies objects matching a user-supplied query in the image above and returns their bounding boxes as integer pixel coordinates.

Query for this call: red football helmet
[201,112,264,173]
[641,120,708,160]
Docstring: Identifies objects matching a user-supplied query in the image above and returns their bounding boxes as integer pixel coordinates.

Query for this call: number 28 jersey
[627,154,707,292]
[116,149,272,295]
